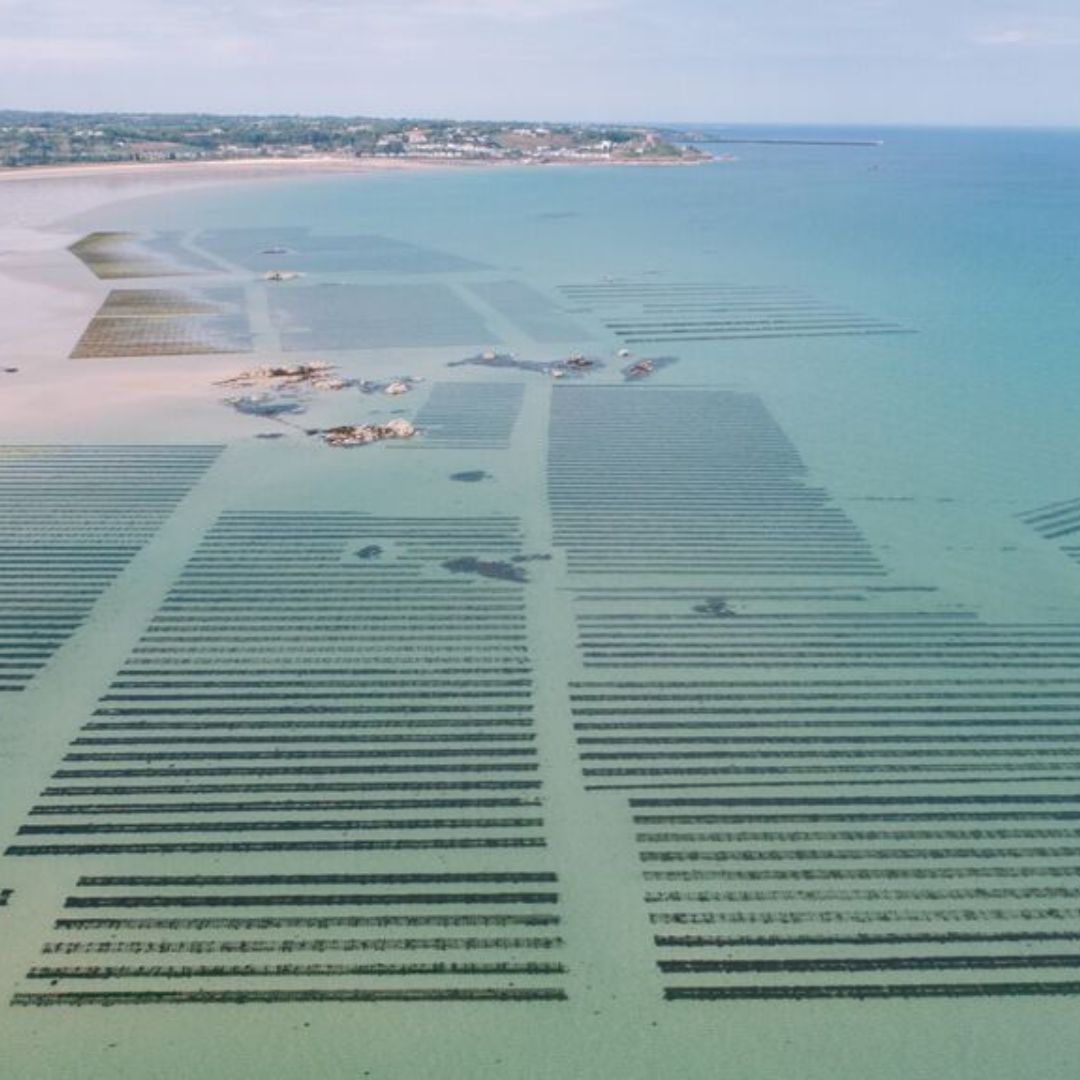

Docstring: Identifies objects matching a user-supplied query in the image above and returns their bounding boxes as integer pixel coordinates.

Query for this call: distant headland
[0,111,708,170]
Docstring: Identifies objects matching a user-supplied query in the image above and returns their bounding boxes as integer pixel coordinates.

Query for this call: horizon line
[1,108,1078,134]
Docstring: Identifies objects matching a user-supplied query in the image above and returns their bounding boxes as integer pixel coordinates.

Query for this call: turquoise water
[5,127,1080,1076]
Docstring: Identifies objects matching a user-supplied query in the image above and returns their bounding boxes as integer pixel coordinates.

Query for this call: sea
[3,125,1080,1077]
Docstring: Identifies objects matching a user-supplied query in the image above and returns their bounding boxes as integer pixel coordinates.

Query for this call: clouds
[0,0,1077,126]
[418,0,621,20]
[0,35,133,63]
[972,16,1080,48]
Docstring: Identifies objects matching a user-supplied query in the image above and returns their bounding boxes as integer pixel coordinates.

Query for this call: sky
[1,0,1079,127]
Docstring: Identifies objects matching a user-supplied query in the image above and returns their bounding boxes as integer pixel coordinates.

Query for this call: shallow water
[4,128,1080,1077]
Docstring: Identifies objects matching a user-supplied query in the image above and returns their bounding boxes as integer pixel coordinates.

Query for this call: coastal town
[0,111,705,169]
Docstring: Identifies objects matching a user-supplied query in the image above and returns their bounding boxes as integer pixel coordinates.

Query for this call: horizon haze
[0,0,1078,129]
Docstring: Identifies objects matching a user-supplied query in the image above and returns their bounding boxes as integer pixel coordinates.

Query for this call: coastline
[0,150,709,186]
[0,155,479,185]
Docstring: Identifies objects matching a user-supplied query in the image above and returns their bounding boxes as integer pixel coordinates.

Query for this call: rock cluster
[622,355,679,381]
[623,359,655,379]
[319,419,417,447]
[218,362,341,390]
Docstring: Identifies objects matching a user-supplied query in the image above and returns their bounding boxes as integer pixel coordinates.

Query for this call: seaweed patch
[442,557,528,583]
[225,394,307,418]
[449,351,604,379]
[692,597,738,617]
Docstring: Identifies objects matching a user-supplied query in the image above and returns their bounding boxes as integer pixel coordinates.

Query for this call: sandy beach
[0,154,486,232]
[0,150,707,187]
[0,154,489,187]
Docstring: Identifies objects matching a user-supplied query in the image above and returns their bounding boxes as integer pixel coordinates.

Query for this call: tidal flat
[4,130,1080,1079]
